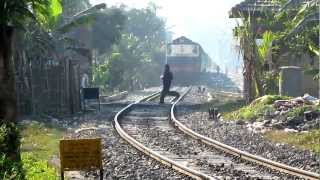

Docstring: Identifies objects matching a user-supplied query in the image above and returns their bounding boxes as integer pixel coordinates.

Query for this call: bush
[0,122,23,179]
[0,122,20,155]
[287,105,314,117]
[22,153,57,180]
[0,153,24,180]
[224,95,289,121]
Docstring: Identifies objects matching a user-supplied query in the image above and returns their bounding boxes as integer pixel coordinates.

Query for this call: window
[192,46,198,54]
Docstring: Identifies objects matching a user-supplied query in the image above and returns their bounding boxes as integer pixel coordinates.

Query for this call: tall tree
[237,17,256,103]
[0,0,62,159]
[0,0,61,160]
[93,4,167,91]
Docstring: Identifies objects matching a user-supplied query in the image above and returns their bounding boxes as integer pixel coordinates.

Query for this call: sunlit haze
[90,0,243,70]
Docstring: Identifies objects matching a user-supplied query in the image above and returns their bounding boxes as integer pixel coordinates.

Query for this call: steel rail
[170,88,320,180]
[143,91,161,102]
[114,90,215,180]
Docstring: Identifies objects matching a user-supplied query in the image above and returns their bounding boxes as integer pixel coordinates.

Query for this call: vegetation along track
[172,87,320,179]
[114,87,305,179]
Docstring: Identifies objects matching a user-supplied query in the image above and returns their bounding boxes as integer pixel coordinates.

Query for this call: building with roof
[229,0,319,97]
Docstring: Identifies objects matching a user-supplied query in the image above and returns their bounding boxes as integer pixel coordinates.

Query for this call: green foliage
[223,95,320,121]
[265,129,320,154]
[20,121,63,160]
[224,103,272,121]
[39,0,63,29]
[93,4,166,91]
[0,123,20,156]
[275,1,319,58]
[91,8,126,54]
[58,6,126,55]
[1,152,58,180]
[50,0,63,18]
[253,95,290,105]
[22,153,57,180]
[224,95,289,120]
[258,31,278,63]
[234,1,319,99]
[0,123,22,179]
[0,0,62,28]
[0,121,63,180]
[286,105,313,117]
[0,153,24,180]
[19,121,64,179]
[93,61,110,90]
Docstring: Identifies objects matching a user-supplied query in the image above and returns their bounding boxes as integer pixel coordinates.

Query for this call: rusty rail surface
[170,88,320,180]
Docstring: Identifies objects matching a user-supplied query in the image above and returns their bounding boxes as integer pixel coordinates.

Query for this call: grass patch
[223,95,290,121]
[264,129,320,154]
[20,121,64,179]
[22,153,57,180]
[286,105,316,118]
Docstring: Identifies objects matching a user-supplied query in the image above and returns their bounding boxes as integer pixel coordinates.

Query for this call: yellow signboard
[60,138,102,171]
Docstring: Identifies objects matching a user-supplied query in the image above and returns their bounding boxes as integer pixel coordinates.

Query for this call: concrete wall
[271,52,319,98]
[279,66,303,97]
[303,73,319,97]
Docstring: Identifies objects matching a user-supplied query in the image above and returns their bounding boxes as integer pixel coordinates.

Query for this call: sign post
[60,138,103,180]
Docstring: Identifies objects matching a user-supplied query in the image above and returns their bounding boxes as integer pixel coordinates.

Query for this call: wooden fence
[14,55,81,116]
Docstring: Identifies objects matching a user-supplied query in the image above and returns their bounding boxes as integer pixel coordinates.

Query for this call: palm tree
[234,0,319,102]
[235,15,260,103]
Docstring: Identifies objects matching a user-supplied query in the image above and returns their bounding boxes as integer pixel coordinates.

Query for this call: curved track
[172,88,320,180]
[114,88,212,179]
[114,87,319,179]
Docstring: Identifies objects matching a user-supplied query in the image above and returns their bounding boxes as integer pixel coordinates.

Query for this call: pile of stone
[250,115,320,133]
[244,94,320,132]
[273,98,304,113]
[272,94,319,115]
[256,94,320,132]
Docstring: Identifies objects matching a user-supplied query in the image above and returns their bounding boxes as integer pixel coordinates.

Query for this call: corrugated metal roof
[229,0,281,18]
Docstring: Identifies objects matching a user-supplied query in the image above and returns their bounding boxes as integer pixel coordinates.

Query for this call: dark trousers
[160,89,180,103]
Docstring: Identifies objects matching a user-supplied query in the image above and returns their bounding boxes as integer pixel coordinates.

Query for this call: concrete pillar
[279,66,303,97]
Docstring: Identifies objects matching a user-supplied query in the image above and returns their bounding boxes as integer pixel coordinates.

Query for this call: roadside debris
[273,94,319,113]
[248,94,320,132]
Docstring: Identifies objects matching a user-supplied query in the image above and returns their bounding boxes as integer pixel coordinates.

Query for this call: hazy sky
[89,0,243,69]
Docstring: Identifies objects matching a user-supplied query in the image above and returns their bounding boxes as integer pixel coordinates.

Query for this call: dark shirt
[162,71,173,91]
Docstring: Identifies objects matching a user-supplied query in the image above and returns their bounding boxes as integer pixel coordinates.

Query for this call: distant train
[166,36,215,84]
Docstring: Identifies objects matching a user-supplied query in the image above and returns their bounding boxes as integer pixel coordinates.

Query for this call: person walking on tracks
[159,64,180,104]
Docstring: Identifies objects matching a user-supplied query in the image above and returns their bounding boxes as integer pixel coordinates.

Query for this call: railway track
[114,87,320,179]
[174,88,320,180]
[114,88,213,179]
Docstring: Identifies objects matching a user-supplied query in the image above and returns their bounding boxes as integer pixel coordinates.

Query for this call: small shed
[229,0,280,18]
